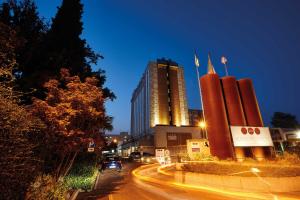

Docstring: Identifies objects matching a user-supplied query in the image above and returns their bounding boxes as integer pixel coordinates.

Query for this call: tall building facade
[131,59,189,139]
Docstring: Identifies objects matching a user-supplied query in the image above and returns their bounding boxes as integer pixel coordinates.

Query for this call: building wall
[131,67,151,139]
[157,65,170,125]
[131,59,190,139]
[153,125,202,148]
[150,62,159,127]
[178,68,189,126]
[169,66,181,126]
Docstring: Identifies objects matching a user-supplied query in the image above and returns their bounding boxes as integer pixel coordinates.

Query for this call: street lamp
[199,121,206,129]
[296,130,300,139]
[198,121,207,138]
[113,138,117,143]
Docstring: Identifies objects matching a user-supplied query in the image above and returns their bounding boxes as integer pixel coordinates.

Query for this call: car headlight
[146,158,150,162]
[141,157,144,161]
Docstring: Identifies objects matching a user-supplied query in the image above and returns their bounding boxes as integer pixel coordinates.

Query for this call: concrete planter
[174,171,300,192]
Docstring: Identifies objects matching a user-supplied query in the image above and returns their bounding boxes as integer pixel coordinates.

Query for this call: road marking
[108,194,114,200]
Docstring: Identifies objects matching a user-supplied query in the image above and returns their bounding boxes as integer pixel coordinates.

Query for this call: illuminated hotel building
[131,58,189,139]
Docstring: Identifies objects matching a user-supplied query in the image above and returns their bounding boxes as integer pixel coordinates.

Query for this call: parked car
[99,156,122,172]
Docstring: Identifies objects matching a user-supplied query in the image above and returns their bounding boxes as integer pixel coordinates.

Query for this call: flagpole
[194,51,208,139]
[221,56,229,76]
[224,63,228,76]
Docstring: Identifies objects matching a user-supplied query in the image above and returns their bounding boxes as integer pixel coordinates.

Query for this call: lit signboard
[191,142,200,152]
[230,126,274,147]
[186,139,210,160]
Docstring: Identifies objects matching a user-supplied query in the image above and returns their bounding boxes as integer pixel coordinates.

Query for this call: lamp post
[194,51,208,139]
[198,121,207,138]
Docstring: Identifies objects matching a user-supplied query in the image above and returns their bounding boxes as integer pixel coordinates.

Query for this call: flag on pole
[207,53,216,74]
[194,53,200,67]
[221,56,227,65]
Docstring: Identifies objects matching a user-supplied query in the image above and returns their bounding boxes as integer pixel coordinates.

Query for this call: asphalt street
[76,161,296,200]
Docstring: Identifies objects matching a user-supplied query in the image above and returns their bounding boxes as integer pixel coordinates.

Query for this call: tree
[44,0,92,76]
[0,0,115,106]
[43,0,115,101]
[0,22,44,199]
[31,68,108,180]
[271,112,299,128]
[0,22,17,83]
[0,95,45,199]
[0,0,48,100]
[0,1,11,25]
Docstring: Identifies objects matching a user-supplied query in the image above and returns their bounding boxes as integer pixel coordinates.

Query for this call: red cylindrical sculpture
[200,74,234,159]
[221,76,247,161]
[221,77,247,126]
[238,78,265,160]
[237,78,264,127]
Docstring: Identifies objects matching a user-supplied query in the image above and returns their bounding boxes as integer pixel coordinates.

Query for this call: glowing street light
[296,130,300,139]
[199,121,206,129]
[113,138,117,143]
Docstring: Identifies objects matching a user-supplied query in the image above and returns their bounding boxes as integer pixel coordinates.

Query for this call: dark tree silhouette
[271,112,299,128]
[0,0,47,97]
[44,0,91,76]
[43,0,115,101]
[0,0,115,102]
[0,0,115,131]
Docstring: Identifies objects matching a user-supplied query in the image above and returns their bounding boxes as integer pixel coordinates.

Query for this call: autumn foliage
[31,68,107,179]
[0,22,45,199]
[0,0,114,198]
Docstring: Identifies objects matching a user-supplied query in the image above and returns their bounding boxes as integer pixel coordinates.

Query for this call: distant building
[105,132,129,144]
[130,58,202,155]
[131,58,189,138]
[188,109,203,126]
[270,128,300,153]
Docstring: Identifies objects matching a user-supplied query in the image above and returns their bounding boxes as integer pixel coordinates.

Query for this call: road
[76,162,299,200]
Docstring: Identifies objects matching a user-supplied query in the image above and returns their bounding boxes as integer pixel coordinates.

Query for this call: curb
[93,172,100,190]
[68,189,80,200]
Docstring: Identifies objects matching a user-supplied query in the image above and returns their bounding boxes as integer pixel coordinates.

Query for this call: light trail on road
[132,163,299,200]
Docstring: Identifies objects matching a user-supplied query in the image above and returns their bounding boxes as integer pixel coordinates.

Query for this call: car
[140,152,156,163]
[129,152,156,163]
[99,156,122,172]
[129,152,142,161]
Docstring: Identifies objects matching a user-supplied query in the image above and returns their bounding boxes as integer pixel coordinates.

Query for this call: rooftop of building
[131,58,184,100]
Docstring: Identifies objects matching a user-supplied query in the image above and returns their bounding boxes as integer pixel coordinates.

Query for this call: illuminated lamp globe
[296,130,300,139]
[199,121,206,129]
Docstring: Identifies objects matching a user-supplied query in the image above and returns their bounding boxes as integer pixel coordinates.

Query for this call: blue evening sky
[34,0,300,134]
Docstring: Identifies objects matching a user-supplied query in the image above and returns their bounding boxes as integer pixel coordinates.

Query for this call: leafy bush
[182,160,300,177]
[275,152,300,165]
[26,175,67,200]
[192,153,218,161]
[65,163,98,191]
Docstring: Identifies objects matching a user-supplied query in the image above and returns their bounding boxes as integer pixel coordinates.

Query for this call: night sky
[35,0,300,134]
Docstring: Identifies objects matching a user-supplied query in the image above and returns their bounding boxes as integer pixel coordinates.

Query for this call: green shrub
[26,175,67,200]
[65,164,98,191]
[192,153,218,161]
